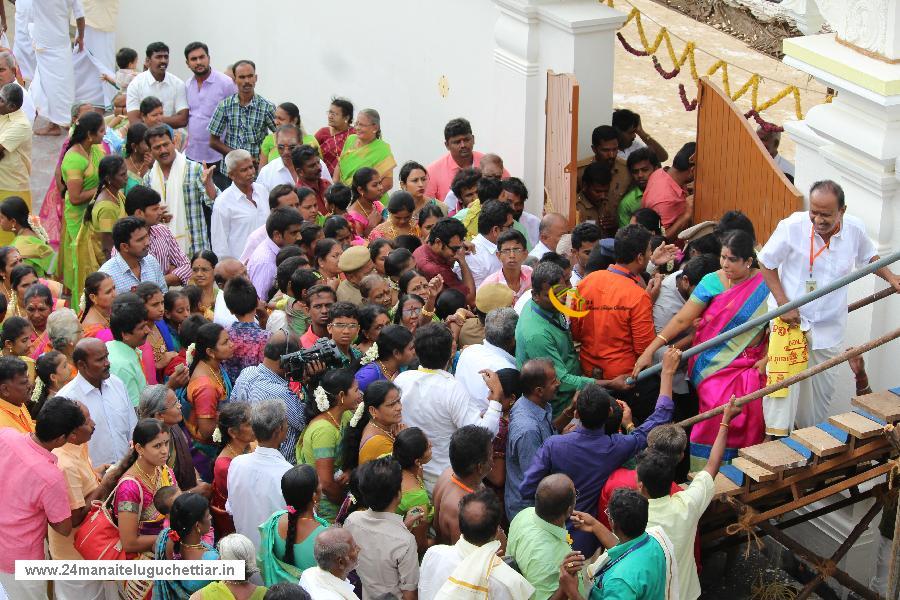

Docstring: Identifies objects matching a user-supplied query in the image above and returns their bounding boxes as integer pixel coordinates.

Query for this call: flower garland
[349,402,365,427]
[185,343,196,367]
[359,342,379,366]
[314,385,330,412]
[211,427,222,443]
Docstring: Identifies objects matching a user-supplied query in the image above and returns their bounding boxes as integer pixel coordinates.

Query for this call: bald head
[538,213,568,252]
[214,258,246,288]
[72,337,110,386]
[535,473,576,523]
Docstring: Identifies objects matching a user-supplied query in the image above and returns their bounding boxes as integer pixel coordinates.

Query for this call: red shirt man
[412,217,476,306]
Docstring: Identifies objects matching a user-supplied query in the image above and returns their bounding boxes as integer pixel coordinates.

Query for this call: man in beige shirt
[0,83,33,247]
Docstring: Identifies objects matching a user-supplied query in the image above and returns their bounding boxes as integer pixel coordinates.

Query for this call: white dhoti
[12,0,36,82]
[53,579,119,600]
[73,26,116,106]
[30,43,74,126]
[764,340,841,435]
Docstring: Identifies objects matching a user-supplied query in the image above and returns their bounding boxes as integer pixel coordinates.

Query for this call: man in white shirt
[528,213,568,260]
[211,149,270,259]
[456,308,518,411]
[126,42,188,128]
[568,221,601,288]
[72,0,119,107]
[420,488,535,600]
[226,400,291,548]
[757,127,795,180]
[299,528,361,600]
[456,200,514,288]
[758,180,900,432]
[0,52,35,125]
[395,323,502,492]
[212,258,247,328]
[612,108,669,162]
[30,0,84,136]
[501,177,541,249]
[59,338,137,466]
[255,125,302,193]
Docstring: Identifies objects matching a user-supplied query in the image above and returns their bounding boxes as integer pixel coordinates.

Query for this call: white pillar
[491,0,625,215]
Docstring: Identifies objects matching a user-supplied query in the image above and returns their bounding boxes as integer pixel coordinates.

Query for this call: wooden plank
[731,456,776,482]
[851,390,900,423]
[720,464,745,487]
[790,426,849,457]
[828,412,884,439]
[816,422,849,444]
[713,472,742,499]
[738,440,807,472]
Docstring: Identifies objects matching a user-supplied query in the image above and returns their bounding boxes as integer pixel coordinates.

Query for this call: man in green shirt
[514,262,594,416]
[617,148,661,229]
[560,488,670,600]
[508,474,585,600]
[106,293,151,406]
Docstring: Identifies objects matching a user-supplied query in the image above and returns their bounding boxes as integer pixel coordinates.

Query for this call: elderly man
[226,399,291,548]
[759,180,900,432]
[0,397,85,599]
[300,527,361,599]
[247,207,304,300]
[99,217,168,295]
[0,52,36,124]
[508,474,583,600]
[420,488,535,600]
[231,332,303,462]
[256,125,302,193]
[144,125,219,255]
[212,257,248,327]
[529,213,568,260]
[72,0,120,107]
[344,457,419,599]
[208,60,276,175]
[456,307,518,410]
[126,42,188,128]
[0,84,33,247]
[30,0,85,136]
[59,338,137,465]
[183,41,237,188]
[211,150,269,259]
[336,245,375,306]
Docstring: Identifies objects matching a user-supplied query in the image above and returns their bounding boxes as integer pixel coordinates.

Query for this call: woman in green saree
[72,155,127,312]
[258,464,329,586]
[0,196,54,277]
[333,108,396,203]
[58,112,107,293]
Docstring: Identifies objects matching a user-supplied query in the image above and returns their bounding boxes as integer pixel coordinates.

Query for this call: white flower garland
[349,401,365,427]
[314,385,330,412]
[28,215,50,244]
[30,378,44,404]
[359,342,378,366]
[211,427,222,443]
[186,343,196,367]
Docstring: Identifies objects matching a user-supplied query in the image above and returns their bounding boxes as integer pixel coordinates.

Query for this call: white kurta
[30,0,84,126]
[13,0,36,82]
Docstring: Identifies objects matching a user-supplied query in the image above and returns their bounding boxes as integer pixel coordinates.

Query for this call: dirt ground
[612,0,829,164]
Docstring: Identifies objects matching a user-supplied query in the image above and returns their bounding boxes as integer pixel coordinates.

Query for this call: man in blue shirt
[99,216,168,295]
[520,348,680,556]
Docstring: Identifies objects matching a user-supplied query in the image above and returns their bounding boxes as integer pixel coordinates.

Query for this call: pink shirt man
[641,168,687,230]
[479,265,533,302]
[425,151,510,202]
[0,429,71,573]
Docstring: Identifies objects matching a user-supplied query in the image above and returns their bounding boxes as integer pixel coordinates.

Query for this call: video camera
[280,337,344,382]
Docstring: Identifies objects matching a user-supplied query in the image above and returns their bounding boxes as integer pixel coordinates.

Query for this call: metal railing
[629,249,900,384]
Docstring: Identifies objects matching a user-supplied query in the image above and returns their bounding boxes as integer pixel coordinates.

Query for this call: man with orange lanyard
[759,180,900,432]
[0,356,34,433]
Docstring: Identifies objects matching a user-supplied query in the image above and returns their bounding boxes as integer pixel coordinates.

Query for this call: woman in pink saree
[634,230,769,467]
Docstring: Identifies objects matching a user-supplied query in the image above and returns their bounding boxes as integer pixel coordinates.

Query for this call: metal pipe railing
[630,249,900,383]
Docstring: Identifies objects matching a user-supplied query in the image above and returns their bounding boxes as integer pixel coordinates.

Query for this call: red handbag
[74,476,144,561]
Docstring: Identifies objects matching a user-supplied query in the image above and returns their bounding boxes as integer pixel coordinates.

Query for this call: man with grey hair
[455,306,518,410]
[0,82,33,225]
[0,52,35,125]
[225,399,290,548]
[300,527,361,599]
[211,148,269,259]
[208,59,275,174]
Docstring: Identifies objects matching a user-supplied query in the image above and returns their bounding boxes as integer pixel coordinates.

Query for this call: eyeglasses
[277,144,298,151]
[402,308,422,318]
[498,247,525,256]
[446,244,462,254]
[330,322,360,331]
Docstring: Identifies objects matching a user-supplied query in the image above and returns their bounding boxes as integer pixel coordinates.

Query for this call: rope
[602,0,829,121]
[725,498,765,558]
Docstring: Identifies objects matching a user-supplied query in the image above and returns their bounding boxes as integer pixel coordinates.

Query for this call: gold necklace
[89,307,111,327]
[134,461,160,491]
[323,410,341,429]
[203,362,225,391]
[369,420,396,441]
[377,360,397,380]
[180,542,207,550]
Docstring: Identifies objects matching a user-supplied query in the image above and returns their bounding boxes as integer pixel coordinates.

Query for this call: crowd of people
[0,5,898,599]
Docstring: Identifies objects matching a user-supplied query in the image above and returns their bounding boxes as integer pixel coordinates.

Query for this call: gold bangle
[656,333,669,344]
[719,422,729,429]
[420,308,435,318]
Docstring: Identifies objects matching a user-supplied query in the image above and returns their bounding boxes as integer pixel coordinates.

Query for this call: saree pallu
[152,529,218,600]
[186,368,232,482]
[13,234,55,277]
[258,510,329,586]
[687,273,769,466]
[337,135,396,203]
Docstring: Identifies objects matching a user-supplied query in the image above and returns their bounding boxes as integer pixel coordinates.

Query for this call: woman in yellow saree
[333,108,396,203]
[72,155,127,312]
[0,196,54,277]
[57,112,107,294]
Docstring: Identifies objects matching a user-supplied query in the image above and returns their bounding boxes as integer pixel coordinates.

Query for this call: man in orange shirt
[572,224,659,422]
[0,356,34,432]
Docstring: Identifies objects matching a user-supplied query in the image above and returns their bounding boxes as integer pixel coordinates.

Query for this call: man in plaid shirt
[208,59,275,175]
[123,186,194,287]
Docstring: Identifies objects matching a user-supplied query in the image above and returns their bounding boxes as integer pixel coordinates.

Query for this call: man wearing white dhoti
[72,0,119,107]
[0,52,35,125]
[11,0,35,83]
[30,0,84,136]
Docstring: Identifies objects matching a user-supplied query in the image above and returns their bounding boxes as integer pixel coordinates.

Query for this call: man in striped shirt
[123,185,192,286]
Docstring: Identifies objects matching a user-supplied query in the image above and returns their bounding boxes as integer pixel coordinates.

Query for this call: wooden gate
[694,77,802,243]
[544,71,579,225]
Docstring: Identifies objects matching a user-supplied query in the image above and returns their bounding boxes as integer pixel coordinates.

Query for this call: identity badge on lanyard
[807,226,831,293]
